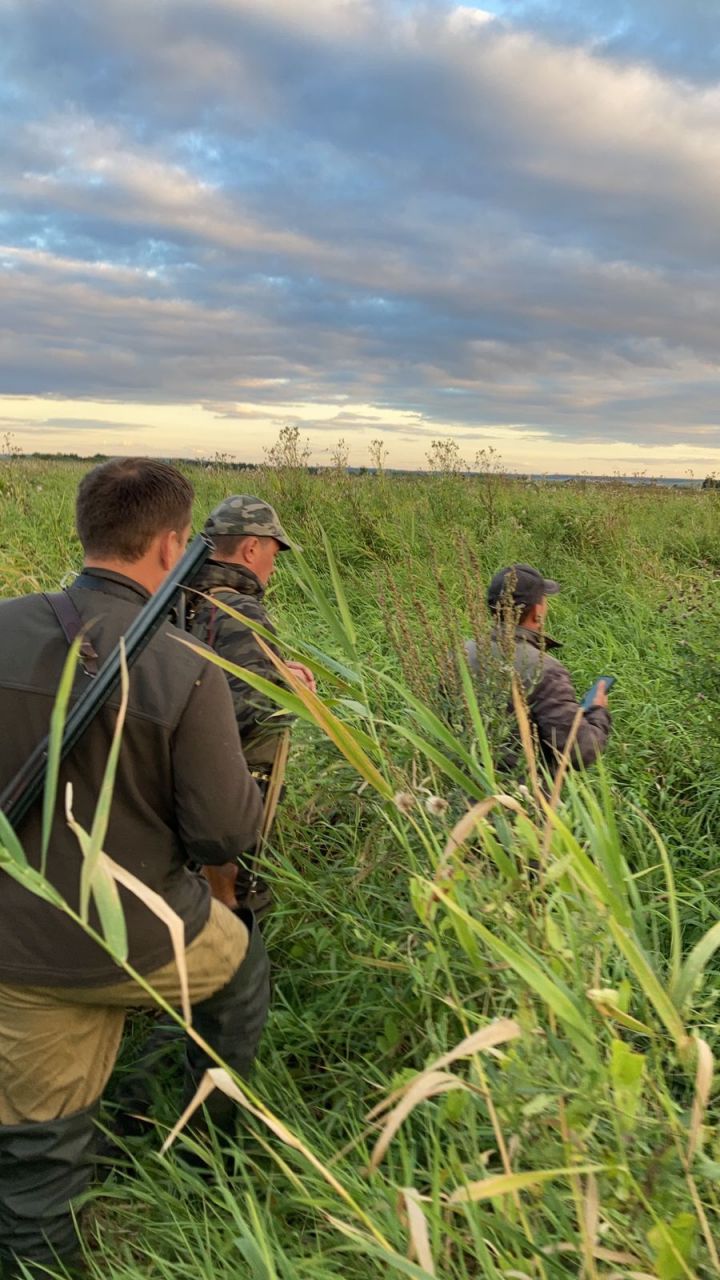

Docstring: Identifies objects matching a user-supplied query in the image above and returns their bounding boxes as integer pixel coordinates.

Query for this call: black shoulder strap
[42,592,99,678]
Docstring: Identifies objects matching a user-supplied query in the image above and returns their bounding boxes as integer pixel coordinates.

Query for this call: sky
[1,0,719,475]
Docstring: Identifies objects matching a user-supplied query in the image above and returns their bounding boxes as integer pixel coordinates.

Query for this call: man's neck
[84,558,157,594]
[213,555,254,575]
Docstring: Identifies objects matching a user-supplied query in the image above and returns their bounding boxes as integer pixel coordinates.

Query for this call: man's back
[0,569,262,986]
[467,624,611,773]
[188,559,290,765]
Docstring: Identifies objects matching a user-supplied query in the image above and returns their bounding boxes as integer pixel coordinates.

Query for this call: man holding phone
[466,564,612,776]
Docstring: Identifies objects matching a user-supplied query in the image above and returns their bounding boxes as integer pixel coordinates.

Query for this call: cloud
[1,0,719,465]
[41,417,150,431]
[489,0,720,84]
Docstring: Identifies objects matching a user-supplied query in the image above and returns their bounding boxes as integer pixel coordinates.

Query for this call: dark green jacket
[466,625,611,774]
[0,569,263,986]
[188,561,292,765]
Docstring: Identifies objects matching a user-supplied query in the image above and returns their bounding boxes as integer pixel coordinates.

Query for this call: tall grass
[1,458,719,1278]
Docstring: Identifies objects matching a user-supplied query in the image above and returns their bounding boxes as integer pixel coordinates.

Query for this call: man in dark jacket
[0,460,269,1273]
[466,564,611,776]
[187,495,315,913]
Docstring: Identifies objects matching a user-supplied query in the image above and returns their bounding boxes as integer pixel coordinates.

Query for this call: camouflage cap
[204,495,294,550]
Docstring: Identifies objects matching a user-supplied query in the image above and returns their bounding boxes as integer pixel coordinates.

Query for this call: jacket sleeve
[171,662,263,865]
[529,660,611,769]
[210,601,294,748]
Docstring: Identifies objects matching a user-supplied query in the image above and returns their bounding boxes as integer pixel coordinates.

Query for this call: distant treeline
[5,451,720,489]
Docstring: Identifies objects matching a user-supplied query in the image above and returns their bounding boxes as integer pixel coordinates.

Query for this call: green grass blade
[302,642,363,688]
[289,551,359,661]
[0,810,29,869]
[0,848,65,905]
[430,881,597,1057]
[179,638,393,797]
[455,649,499,789]
[178,637,314,719]
[607,918,689,1052]
[79,640,130,923]
[379,669,489,778]
[321,526,358,657]
[448,1163,607,1204]
[392,724,487,800]
[74,829,127,960]
[41,634,83,875]
[195,592,359,690]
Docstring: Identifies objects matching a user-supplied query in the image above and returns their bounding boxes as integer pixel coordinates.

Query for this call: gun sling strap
[42,591,99,678]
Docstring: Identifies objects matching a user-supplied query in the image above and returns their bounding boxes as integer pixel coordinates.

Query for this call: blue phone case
[581,675,615,711]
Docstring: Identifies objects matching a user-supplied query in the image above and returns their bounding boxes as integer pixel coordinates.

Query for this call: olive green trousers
[0,900,248,1125]
[0,901,270,1270]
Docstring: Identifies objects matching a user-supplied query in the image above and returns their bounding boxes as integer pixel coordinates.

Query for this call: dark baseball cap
[487,563,561,612]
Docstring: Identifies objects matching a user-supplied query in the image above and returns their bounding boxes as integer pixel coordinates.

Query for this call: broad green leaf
[695,1153,720,1182]
[89,857,128,960]
[586,989,654,1037]
[475,823,518,881]
[379,669,487,778]
[177,638,313,719]
[630,803,681,987]
[542,803,624,918]
[610,1038,646,1134]
[334,698,372,719]
[325,1219,439,1280]
[302,642,362,687]
[586,767,632,916]
[647,1212,697,1280]
[324,706,381,752]
[673,918,720,1010]
[234,1236,276,1280]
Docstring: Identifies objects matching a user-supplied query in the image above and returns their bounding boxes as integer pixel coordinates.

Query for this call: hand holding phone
[581,675,616,712]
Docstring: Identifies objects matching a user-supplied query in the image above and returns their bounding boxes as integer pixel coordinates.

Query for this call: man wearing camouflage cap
[465,564,611,777]
[188,496,315,913]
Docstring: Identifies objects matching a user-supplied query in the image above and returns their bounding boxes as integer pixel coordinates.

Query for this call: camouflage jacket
[188,560,293,765]
[465,625,611,776]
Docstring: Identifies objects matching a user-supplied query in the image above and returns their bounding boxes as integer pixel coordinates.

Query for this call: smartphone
[581,675,616,712]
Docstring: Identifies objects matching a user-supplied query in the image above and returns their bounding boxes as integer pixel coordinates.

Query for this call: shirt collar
[195,560,265,599]
[515,624,562,651]
[492,623,562,652]
[72,566,151,604]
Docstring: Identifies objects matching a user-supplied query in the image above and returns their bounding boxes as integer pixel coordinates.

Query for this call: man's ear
[158,528,183,572]
[240,536,259,564]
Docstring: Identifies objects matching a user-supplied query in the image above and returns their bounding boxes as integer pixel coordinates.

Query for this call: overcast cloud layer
[1,0,719,468]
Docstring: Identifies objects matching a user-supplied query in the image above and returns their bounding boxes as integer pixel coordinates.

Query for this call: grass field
[1,453,720,1279]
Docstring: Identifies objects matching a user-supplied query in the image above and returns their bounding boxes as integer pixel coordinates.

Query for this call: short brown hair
[211,533,253,560]
[76,458,194,561]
